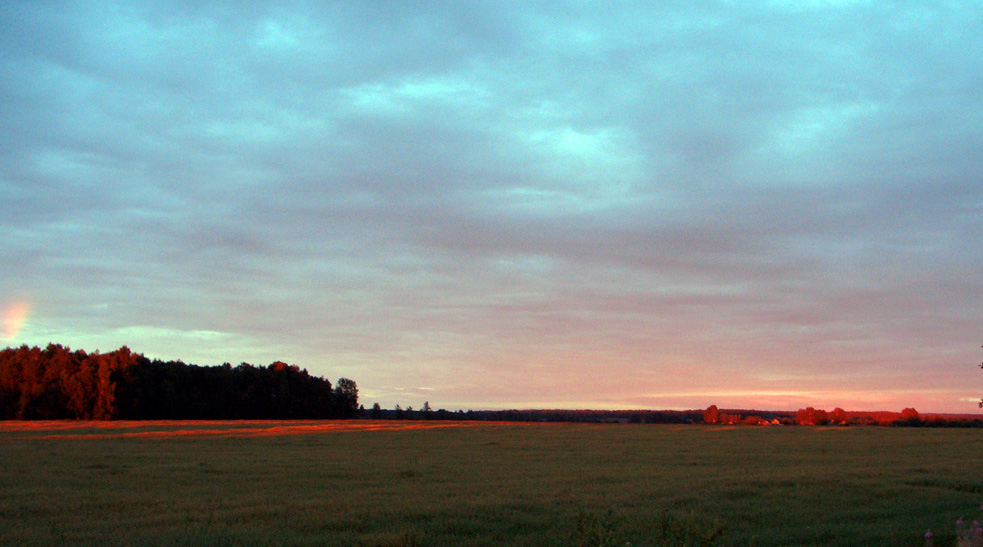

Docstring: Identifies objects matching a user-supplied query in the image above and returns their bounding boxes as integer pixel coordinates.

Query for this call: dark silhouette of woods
[0,344,358,420]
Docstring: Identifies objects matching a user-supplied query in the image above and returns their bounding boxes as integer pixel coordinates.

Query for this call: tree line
[701,405,982,427]
[363,405,707,424]
[359,404,980,427]
[0,344,358,420]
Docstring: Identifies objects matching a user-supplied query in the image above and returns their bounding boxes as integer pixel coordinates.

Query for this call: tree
[332,378,359,418]
[422,401,433,420]
[703,405,719,424]
[796,407,828,425]
[370,402,382,419]
[60,347,94,419]
[899,407,921,425]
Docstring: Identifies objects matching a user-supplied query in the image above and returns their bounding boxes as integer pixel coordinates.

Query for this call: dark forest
[0,344,358,420]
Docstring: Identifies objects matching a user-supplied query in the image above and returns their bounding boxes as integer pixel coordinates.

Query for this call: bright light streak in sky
[1,301,30,341]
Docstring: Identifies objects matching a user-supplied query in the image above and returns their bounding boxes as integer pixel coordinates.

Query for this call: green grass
[2,422,982,546]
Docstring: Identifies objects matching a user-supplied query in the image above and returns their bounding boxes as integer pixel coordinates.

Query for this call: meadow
[2,420,982,546]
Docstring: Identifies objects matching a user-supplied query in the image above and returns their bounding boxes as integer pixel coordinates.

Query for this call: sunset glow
[1,3,981,413]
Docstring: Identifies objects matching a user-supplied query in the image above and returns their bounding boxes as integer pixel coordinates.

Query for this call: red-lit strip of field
[0,420,548,440]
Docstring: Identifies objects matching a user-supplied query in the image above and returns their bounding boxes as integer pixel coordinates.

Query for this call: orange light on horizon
[1,301,30,340]
[0,419,547,440]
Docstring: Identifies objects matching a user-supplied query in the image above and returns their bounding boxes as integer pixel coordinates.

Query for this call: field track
[0,419,544,440]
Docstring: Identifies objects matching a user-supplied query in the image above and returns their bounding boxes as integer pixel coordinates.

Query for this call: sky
[1,1,981,413]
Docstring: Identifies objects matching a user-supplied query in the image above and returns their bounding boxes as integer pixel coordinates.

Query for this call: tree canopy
[0,344,358,420]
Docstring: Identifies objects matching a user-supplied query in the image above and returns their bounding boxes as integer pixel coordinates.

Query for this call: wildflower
[958,520,965,527]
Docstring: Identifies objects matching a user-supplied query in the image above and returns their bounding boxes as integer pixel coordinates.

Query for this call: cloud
[1,1,981,411]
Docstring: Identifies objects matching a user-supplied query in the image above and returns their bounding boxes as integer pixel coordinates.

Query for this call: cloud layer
[2,1,981,411]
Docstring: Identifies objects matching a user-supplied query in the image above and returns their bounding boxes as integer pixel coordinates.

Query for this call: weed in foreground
[656,510,727,547]
[571,508,726,547]
[572,508,624,547]
[926,505,983,547]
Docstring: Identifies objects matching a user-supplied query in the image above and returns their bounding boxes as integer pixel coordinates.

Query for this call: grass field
[2,420,982,546]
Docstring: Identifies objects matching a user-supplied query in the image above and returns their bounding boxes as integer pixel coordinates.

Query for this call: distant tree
[421,401,433,420]
[703,405,719,424]
[898,407,922,426]
[370,402,382,419]
[796,407,829,425]
[830,407,848,425]
[394,404,404,420]
[332,378,359,418]
[811,408,829,425]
